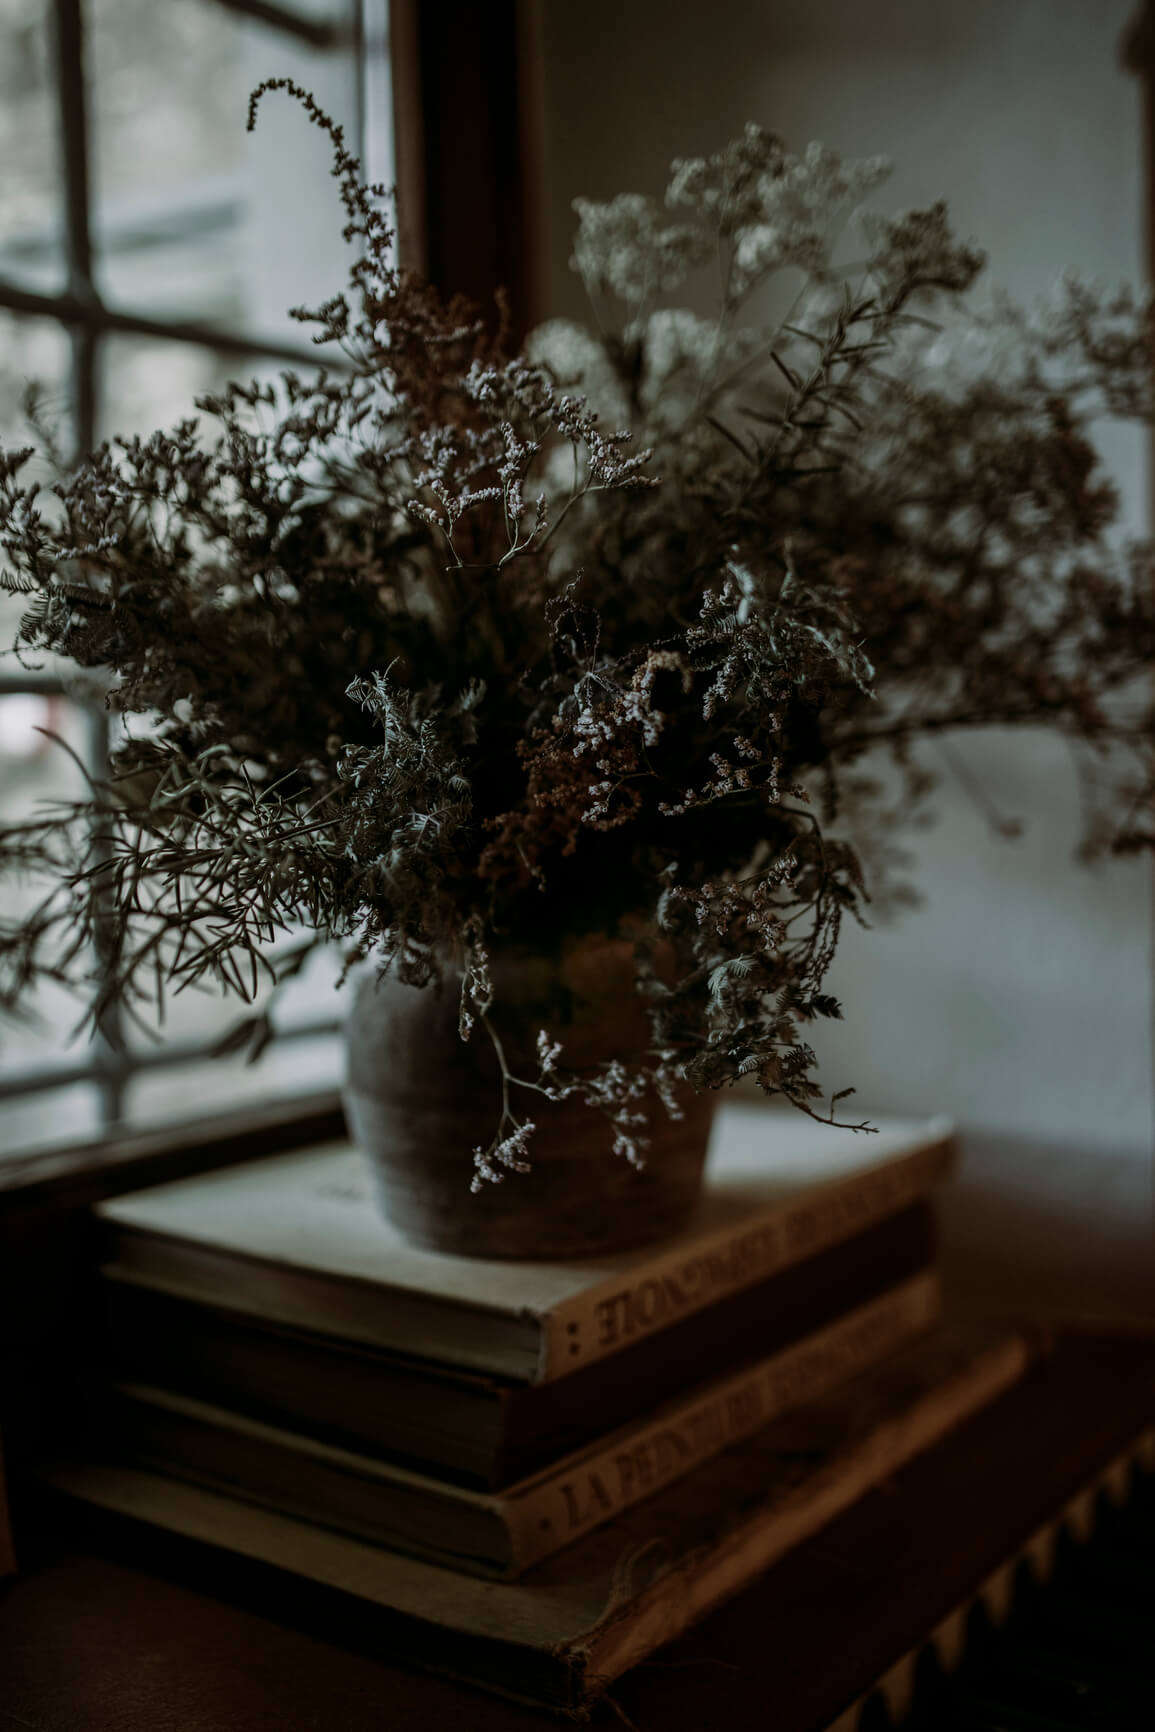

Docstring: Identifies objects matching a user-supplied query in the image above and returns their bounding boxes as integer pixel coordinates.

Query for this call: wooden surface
[2,1331,1154,1732]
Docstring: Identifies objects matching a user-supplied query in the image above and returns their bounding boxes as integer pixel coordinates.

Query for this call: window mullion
[50,0,123,1121]
[50,0,99,458]
[51,0,96,313]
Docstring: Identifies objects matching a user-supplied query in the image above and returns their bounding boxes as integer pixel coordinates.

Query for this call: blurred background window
[0,0,393,1156]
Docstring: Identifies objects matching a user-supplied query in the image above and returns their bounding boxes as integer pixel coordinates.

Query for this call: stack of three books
[59,1103,1031,1715]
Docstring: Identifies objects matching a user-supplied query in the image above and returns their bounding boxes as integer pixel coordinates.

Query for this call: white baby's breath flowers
[641,308,719,385]
[637,309,736,426]
[571,137,891,314]
[526,318,630,424]
[725,144,891,297]
[570,193,710,311]
[553,131,895,448]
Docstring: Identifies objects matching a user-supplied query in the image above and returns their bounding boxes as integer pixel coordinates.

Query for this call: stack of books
[56,1102,1032,1715]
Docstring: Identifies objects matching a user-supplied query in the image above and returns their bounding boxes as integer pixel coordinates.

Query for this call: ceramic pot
[342,938,715,1259]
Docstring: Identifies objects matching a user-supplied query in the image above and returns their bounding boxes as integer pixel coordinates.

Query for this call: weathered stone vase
[342,938,715,1260]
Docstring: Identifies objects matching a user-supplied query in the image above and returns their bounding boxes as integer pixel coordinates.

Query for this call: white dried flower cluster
[525,319,631,424]
[641,647,693,686]
[571,124,890,324]
[570,193,710,309]
[659,749,763,818]
[692,582,783,722]
[553,396,657,491]
[570,702,620,756]
[664,123,785,221]
[642,308,719,380]
[638,309,763,430]
[405,425,502,545]
[467,1030,688,1190]
[403,357,655,562]
[650,1060,687,1124]
[679,874,791,946]
[529,310,762,442]
[535,1027,563,1074]
[462,357,558,419]
[457,916,492,1040]
[470,1119,535,1192]
[496,421,547,547]
[574,683,665,754]
[727,142,891,297]
[580,1057,652,1168]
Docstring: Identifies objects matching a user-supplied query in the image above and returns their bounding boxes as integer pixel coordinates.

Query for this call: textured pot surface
[343,942,715,1259]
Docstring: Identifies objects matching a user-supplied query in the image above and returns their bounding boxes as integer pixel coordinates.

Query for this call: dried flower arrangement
[2,88,1153,1198]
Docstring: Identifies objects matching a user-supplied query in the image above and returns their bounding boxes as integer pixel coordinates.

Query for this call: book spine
[538,1133,953,1381]
[502,1269,942,1573]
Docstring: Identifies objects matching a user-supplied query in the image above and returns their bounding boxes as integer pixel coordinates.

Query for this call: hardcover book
[49,1319,1031,1715]
[97,1271,942,1577]
[99,1198,937,1487]
[95,1105,954,1383]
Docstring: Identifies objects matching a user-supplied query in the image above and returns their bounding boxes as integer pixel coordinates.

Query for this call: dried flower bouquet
[2,88,1153,1203]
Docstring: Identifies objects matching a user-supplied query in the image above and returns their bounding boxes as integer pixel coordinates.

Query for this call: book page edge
[573,1325,1033,1690]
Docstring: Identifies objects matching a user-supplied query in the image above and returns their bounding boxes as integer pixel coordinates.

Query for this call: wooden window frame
[389,0,543,344]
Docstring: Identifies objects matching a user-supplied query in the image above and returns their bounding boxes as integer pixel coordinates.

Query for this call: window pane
[89,0,361,345]
[0,697,99,1094]
[0,0,64,291]
[272,944,344,1035]
[125,1030,342,1129]
[1,1081,103,1158]
[2,0,370,1158]
[98,331,273,440]
[0,309,73,662]
[0,309,71,449]
[122,938,344,1058]
[93,342,342,1080]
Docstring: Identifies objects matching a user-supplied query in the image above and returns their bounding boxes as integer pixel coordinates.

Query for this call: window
[0,0,393,1156]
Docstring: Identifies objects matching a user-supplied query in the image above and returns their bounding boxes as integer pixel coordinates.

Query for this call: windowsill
[0,1087,345,1213]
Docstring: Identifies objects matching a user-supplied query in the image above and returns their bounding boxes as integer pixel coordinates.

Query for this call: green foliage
[3,96,1154,1180]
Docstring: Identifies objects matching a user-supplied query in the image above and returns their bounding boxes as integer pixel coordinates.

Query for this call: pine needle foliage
[3,98,1154,1179]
